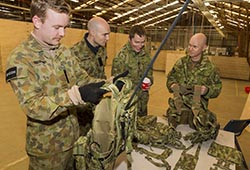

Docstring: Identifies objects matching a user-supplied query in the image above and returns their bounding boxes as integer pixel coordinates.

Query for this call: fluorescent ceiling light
[204,2,210,6]
[94,6,102,10]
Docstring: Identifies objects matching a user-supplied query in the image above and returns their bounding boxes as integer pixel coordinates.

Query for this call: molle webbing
[172,85,182,114]
[208,141,243,169]
[134,115,185,150]
[134,144,172,169]
[192,85,202,117]
[173,143,201,170]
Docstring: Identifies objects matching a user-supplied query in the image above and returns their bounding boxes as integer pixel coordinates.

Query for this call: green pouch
[173,143,201,170]
[208,141,243,167]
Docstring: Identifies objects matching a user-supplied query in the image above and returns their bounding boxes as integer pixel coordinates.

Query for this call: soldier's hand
[78,81,108,104]
[68,85,85,105]
[170,83,178,90]
[201,85,208,95]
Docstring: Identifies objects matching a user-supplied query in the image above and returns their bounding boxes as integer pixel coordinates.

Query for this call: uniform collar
[31,32,59,51]
[84,33,100,55]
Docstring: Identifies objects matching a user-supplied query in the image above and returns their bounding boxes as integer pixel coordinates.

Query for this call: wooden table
[114,117,235,170]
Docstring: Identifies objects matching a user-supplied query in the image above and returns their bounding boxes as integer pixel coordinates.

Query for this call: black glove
[78,81,108,105]
[113,70,129,91]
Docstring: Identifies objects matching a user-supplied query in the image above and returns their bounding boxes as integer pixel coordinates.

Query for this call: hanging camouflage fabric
[167,84,220,144]
[73,77,137,170]
[208,141,243,170]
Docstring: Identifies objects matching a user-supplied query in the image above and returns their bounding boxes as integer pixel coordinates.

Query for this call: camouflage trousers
[137,90,149,116]
[28,149,75,170]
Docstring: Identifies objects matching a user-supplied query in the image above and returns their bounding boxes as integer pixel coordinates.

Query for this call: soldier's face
[129,34,145,53]
[93,24,110,47]
[188,35,207,62]
[33,9,69,46]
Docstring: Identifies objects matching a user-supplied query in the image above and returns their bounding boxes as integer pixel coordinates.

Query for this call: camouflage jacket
[5,35,100,156]
[111,42,153,89]
[71,33,107,79]
[166,54,222,110]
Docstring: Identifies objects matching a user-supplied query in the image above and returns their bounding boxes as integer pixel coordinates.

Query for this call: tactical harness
[167,84,220,144]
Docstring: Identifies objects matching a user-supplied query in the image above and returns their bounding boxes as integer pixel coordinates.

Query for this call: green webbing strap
[172,85,182,114]
[134,144,172,169]
[191,85,202,117]
[134,115,185,150]
[173,143,201,170]
[145,156,171,170]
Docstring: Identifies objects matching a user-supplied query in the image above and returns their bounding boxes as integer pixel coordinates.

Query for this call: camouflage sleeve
[7,63,72,122]
[166,58,183,93]
[111,52,127,77]
[6,48,102,122]
[203,67,222,99]
[69,50,104,86]
[145,53,154,85]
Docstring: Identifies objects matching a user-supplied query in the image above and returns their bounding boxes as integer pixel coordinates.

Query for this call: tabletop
[114,117,235,170]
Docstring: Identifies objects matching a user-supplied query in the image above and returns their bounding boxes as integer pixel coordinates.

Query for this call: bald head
[191,33,207,46]
[87,17,109,32]
[87,17,110,47]
[188,33,208,62]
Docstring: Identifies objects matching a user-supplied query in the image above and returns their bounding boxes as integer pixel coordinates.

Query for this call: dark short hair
[129,25,146,40]
[30,0,71,23]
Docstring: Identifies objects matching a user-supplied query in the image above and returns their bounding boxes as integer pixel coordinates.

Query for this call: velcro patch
[5,67,17,82]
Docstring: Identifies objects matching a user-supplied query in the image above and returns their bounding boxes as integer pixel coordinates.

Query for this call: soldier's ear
[32,15,42,29]
[202,44,208,52]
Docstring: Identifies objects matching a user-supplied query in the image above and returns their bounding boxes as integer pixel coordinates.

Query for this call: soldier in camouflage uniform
[71,16,110,79]
[111,25,153,116]
[5,0,108,169]
[71,17,110,136]
[166,33,222,128]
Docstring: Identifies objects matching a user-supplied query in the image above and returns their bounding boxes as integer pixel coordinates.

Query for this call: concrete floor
[0,66,250,170]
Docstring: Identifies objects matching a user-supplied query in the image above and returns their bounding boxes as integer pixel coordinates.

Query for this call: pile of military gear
[73,77,137,170]
[73,79,243,170]
[132,115,186,169]
[134,115,185,149]
[166,84,220,144]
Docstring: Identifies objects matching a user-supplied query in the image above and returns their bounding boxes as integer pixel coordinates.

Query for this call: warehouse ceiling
[0,0,249,35]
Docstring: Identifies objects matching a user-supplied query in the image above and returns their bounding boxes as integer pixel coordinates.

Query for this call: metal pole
[125,0,191,110]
